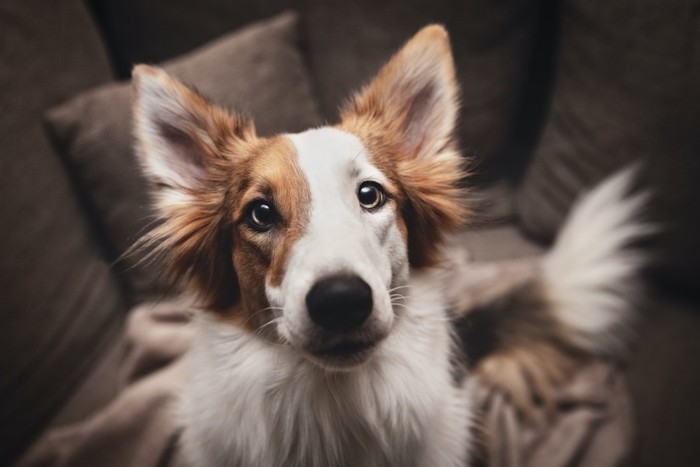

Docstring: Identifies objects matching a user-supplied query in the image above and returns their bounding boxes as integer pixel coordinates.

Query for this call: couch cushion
[45,12,322,301]
[86,0,294,78]
[626,295,700,466]
[47,333,128,429]
[454,223,544,263]
[514,0,700,296]
[302,0,544,168]
[0,0,127,463]
[88,0,544,173]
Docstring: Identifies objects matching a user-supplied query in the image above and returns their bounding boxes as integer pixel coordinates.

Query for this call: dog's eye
[247,200,277,231]
[358,182,386,210]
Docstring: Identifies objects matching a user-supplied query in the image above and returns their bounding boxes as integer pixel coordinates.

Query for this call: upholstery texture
[301,0,545,169]
[87,0,293,79]
[87,0,545,169]
[0,0,127,464]
[626,295,700,466]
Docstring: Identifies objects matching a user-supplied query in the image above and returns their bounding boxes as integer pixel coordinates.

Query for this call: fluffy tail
[461,168,650,411]
[543,167,650,357]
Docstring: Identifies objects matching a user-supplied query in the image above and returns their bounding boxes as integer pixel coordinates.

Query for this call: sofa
[1,0,698,466]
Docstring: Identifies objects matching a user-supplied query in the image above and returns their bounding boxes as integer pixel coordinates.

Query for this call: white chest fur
[179,275,473,467]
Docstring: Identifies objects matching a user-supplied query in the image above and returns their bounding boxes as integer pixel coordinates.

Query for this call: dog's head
[132,25,468,369]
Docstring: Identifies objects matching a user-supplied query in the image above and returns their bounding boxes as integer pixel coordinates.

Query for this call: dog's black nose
[306,274,373,332]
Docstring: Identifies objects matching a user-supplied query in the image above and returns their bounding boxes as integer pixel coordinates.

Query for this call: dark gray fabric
[0,0,127,464]
[45,12,322,301]
[452,224,544,263]
[48,335,128,429]
[514,0,700,296]
[302,0,544,167]
[626,296,700,467]
[87,0,543,168]
[87,0,294,78]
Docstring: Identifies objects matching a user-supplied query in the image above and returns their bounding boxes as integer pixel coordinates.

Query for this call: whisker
[240,306,284,328]
[256,317,284,336]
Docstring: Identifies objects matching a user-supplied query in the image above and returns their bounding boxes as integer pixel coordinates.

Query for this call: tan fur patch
[139,135,310,332]
[227,136,311,330]
[132,68,310,332]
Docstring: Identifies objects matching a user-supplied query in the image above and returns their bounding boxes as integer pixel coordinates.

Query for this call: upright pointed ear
[341,26,468,267]
[131,65,254,309]
[341,25,459,160]
[132,65,254,198]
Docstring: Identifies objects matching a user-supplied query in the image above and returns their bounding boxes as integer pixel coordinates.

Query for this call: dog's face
[132,25,467,369]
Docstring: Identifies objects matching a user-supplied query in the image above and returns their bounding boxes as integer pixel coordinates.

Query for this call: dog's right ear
[132,65,254,309]
[340,26,468,267]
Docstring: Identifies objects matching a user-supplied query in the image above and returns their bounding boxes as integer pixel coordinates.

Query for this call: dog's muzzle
[301,273,388,369]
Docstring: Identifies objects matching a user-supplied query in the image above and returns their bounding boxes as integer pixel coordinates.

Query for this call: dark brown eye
[358,182,385,210]
[247,200,277,231]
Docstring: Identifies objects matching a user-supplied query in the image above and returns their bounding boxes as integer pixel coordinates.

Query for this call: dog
[131,25,647,467]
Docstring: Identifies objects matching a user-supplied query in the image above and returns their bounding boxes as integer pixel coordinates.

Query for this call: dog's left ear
[341,25,468,266]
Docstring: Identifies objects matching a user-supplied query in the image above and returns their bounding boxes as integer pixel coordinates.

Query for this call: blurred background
[1,0,698,466]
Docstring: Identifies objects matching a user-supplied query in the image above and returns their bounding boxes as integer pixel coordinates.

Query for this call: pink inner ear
[401,81,439,157]
[157,122,209,185]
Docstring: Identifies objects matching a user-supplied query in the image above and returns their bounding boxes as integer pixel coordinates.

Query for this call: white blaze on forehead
[288,127,381,199]
[287,127,387,230]
[284,126,393,281]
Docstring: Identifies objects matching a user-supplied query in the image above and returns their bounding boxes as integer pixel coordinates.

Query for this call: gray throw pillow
[45,12,322,301]
[514,0,700,295]
[88,0,545,173]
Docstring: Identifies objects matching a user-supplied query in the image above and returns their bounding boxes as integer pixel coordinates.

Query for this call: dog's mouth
[307,339,380,369]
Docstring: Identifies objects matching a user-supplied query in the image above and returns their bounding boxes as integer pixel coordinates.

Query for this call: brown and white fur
[131,25,647,467]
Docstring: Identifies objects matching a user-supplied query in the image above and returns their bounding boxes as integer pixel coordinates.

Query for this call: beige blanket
[18,264,632,467]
